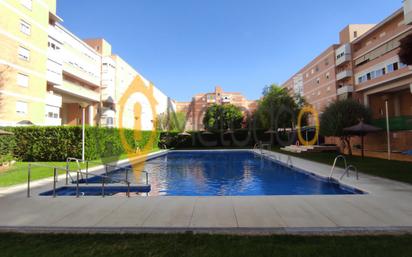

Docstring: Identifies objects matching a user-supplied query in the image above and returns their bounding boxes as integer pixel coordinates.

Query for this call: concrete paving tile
[51,197,127,227]
[304,196,387,227]
[232,197,285,228]
[266,197,337,228]
[342,196,412,226]
[95,197,162,227]
[142,197,196,228]
[190,197,237,228]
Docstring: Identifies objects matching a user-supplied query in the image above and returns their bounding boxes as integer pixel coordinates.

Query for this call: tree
[399,34,412,65]
[157,111,187,131]
[254,84,305,129]
[203,104,243,131]
[320,99,372,155]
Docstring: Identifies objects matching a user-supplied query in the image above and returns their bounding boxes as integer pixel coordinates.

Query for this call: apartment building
[85,39,173,130]
[349,8,412,152]
[0,0,59,126]
[176,86,257,131]
[0,0,172,130]
[282,25,374,117]
[283,4,412,154]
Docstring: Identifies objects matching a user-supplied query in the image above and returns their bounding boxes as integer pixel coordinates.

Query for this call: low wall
[325,130,412,162]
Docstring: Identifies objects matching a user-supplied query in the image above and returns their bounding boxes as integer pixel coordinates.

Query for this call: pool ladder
[27,159,150,198]
[329,155,358,180]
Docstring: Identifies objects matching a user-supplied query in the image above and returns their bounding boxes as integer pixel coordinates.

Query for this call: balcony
[101,87,115,103]
[337,85,354,96]
[206,96,216,103]
[336,70,353,81]
[54,80,100,102]
[222,96,231,103]
[336,54,351,66]
[48,24,63,43]
[46,59,63,85]
[335,43,352,66]
[372,116,412,131]
[45,92,62,108]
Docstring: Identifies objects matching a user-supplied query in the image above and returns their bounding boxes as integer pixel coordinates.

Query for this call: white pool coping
[0,149,411,235]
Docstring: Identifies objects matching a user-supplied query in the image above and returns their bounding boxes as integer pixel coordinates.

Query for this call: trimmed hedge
[158,129,289,149]
[0,126,160,162]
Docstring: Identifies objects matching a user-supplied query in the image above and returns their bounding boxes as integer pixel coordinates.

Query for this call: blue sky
[58,0,402,101]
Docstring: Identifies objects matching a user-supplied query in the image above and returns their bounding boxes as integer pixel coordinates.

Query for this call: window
[45,105,59,119]
[20,20,31,35]
[316,78,320,84]
[18,46,30,61]
[375,69,383,77]
[326,72,330,79]
[325,59,329,66]
[354,31,358,38]
[370,70,376,79]
[16,101,28,115]
[315,66,319,72]
[387,63,399,73]
[393,62,399,71]
[20,0,32,10]
[17,73,29,87]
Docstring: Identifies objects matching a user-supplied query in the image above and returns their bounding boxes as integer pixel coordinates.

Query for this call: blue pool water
[72,151,362,196]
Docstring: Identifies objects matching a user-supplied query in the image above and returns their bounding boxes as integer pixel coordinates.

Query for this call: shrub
[159,129,280,149]
[0,126,160,162]
[320,99,372,155]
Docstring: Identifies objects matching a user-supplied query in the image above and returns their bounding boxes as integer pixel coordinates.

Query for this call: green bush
[159,129,281,149]
[0,126,160,162]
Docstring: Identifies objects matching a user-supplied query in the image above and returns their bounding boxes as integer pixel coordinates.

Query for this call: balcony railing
[336,54,351,66]
[336,70,353,81]
[372,115,412,131]
[54,80,100,102]
[45,92,62,107]
[337,85,354,96]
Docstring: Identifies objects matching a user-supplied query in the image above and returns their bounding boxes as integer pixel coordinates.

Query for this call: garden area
[1,85,412,187]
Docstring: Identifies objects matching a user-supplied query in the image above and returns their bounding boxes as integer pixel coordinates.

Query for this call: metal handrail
[329,155,348,179]
[286,156,293,167]
[340,165,359,180]
[27,163,136,198]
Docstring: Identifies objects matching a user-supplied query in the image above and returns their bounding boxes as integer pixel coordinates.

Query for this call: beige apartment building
[0,0,172,130]
[283,4,412,155]
[0,0,60,126]
[176,86,257,131]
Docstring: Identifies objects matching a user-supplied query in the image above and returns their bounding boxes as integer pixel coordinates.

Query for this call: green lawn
[0,233,411,257]
[272,147,412,184]
[0,154,130,187]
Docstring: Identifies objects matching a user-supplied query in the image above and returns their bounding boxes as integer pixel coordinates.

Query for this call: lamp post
[383,96,391,160]
[79,102,89,161]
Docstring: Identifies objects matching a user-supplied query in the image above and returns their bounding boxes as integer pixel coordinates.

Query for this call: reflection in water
[105,151,358,196]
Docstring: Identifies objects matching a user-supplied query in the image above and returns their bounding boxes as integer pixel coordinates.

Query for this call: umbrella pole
[361,135,364,158]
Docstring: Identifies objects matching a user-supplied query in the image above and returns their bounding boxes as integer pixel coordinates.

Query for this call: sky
[58,0,402,101]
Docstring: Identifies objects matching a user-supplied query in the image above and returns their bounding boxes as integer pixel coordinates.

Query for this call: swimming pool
[72,150,362,196]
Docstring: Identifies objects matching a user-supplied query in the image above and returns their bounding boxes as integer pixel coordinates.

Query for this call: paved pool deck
[0,149,411,235]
